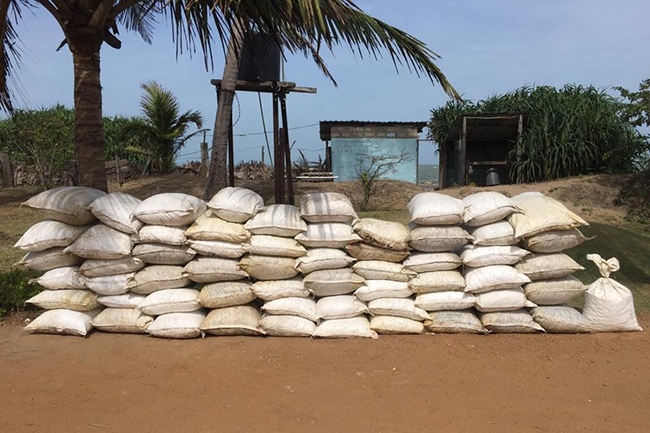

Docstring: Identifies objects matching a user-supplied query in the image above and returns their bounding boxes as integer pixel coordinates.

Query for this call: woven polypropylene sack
[460,245,530,268]
[79,257,144,277]
[186,239,247,259]
[523,276,587,305]
[295,248,356,274]
[25,309,100,336]
[134,225,188,246]
[97,293,146,309]
[464,265,531,293]
[85,272,135,296]
[14,220,89,252]
[29,266,86,290]
[22,187,106,225]
[352,218,410,250]
[403,252,462,273]
[317,295,368,320]
[252,278,309,301]
[474,288,530,313]
[508,192,588,239]
[531,306,592,333]
[91,308,153,333]
[408,192,464,226]
[87,192,143,234]
[200,306,264,336]
[207,187,265,223]
[370,316,423,334]
[244,204,306,237]
[127,265,191,295]
[480,309,545,333]
[17,247,83,272]
[199,281,256,309]
[299,192,357,223]
[346,242,409,263]
[183,257,249,283]
[263,297,319,322]
[138,289,201,315]
[260,314,316,337]
[295,223,361,248]
[185,210,251,242]
[462,191,521,227]
[515,253,584,281]
[147,311,206,339]
[247,235,307,258]
[408,225,472,253]
[367,298,429,321]
[64,224,133,260]
[132,243,196,265]
[522,228,590,253]
[425,310,487,334]
[303,268,365,297]
[133,193,206,226]
[354,280,412,302]
[352,261,416,282]
[239,255,298,280]
[408,270,465,294]
[314,317,378,339]
[26,289,100,311]
[414,291,476,312]
[468,221,518,246]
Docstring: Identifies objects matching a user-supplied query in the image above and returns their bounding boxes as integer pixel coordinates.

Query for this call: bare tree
[356,151,409,211]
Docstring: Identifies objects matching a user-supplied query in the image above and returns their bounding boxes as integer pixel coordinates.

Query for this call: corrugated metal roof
[320,120,427,140]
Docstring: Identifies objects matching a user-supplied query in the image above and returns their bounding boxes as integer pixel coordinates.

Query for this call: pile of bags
[15,186,642,338]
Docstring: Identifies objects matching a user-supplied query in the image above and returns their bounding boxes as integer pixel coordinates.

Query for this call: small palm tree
[121,81,203,173]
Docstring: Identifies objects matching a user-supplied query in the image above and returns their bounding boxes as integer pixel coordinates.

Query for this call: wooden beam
[273,94,284,204]
[516,113,524,183]
[0,153,13,187]
[460,116,467,186]
[228,112,235,187]
[211,79,317,94]
[280,94,294,205]
[438,142,447,189]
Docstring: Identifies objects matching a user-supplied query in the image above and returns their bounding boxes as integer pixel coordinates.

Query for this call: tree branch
[112,0,142,17]
[89,0,117,28]
[34,0,65,31]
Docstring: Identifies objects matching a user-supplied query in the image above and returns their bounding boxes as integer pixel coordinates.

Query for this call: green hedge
[0,269,42,318]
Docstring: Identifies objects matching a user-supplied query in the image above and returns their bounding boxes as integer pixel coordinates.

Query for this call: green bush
[0,269,42,318]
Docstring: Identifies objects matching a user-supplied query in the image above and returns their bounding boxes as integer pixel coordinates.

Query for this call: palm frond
[0,0,29,112]
[114,0,161,44]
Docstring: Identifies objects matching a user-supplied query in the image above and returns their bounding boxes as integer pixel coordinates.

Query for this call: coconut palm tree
[120,81,203,173]
[1,0,459,194]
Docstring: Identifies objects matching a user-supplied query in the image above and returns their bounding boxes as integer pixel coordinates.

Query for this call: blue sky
[9,0,650,164]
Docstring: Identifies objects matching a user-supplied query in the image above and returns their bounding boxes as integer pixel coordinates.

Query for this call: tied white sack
[29,266,86,290]
[317,295,368,320]
[370,316,423,334]
[134,225,188,246]
[199,281,256,309]
[17,247,83,272]
[295,223,361,249]
[252,278,310,301]
[183,257,249,283]
[14,220,89,252]
[354,280,412,302]
[133,193,206,226]
[22,186,106,225]
[63,224,133,260]
[582,254,642,332]
[147,311,206,339]
[531,306,592,334]
[97,293,146,309]
[415,291,476,312]
[460,245,530,267]
[262,297,319,322]
[508,192,588,239]
[515,253,584,281]
[207,187,265,223]
[522,228,591,253]
[464,265,531,293]
[25,309,101,336]
[474,288,534,313]
[87,192,143,234]
[247,235,307,258]
[295,248,356,274]
[244,204,307,237]
[239,255,298,280]
[314,317,378,339]
[346,242,409,263]
[462,191,522,227]
[425,310,488,334]
[481,309,545,333]
[138,288,201,315]
[132,243,196,265]
[468,221,518,246]
[299,192,357,223]
[85,272,135,296]
[403,252,462,273]
[186,239,247,259]
[200,306,264,336]
[352,261,416,282]
[407,192,464,225]
[26,289,100,311]
[261,315,316,337]
[304,268,365,297]
[128,265,191,295]
[79,257,144,277]
[408,225,472,253]
[91,308,153,334]
[367,298,429,322]
[352,218,410,250]
[185,210,251,243]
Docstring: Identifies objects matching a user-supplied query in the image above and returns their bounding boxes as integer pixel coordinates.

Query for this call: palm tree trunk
[72,42,108,192]
[204,24,244,200]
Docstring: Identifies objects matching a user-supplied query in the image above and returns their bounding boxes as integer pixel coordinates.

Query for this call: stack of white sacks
[16,186,642,337]
[295,193,376,338]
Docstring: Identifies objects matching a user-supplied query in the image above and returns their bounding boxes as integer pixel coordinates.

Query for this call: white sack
[367,298,428,321]
[299,192,357,223]
[402,252,462,273]
[17,247,83,272]
[252,278,309,301]
[317,295,368,320]
[183,257,248,283]
[133,193,206,226]
[464,265,531,293]
[508,192,588,239]
[64,224,132,260]
[239,255,298,280]
[26,289,100,311]
[260,314,315,337]
[199,281,256,309]
[22,187,106,225]
[247,235,307,258]
[354,280,412,302]
[15,220,89,251]
[263,297,319,322]
[314,317,378,339]
[408,225,472,253]
[515,253,584,281]
[185,210,251,242]
[523,276,587,305]
[480,309,545,333]
[85,272,135,296]
[79,257,144,277]
[531,306,592,334]
[207,187,265,223]
[425,310,487,334]
[582,254,642,332]
[408,270,465,294]
[87,192,143,234]
[303,268,365,297]
[408,192,464,226]
[346,242,409,263]
[474,287,530,313]
[353,218,410,250]
[295,248,356,274]
[147,311,206,339]
[132,243,196,265]
[244,204,307,237]
[91,308,153,333]
[128,265,191,295]
[295,223,361,248]
[25,308,100,336]
[134,225,188,245]
[200,306,263,336]
[522,228,590,253]
[370,316,423,334]
[460,245,530,267]
[414,291,476,312]
[468,221,518,246]
[186,239,247,259]
[462,191,521,226]
[97,293,146,309]
[29,266,86,290]
[138,288,201,315]
[352,261,416,282]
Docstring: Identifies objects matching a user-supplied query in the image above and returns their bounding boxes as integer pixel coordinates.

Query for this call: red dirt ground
[1,319,648,433]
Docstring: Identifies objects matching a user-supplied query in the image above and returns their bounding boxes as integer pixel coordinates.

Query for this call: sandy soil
[1,320,648,433]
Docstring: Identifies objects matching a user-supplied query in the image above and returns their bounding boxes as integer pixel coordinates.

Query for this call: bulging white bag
[25,308,100,336]
[186,239,247,259]
[508,192,588,239]
[346,242,409,263]
[303,268,365,297]
[132,243,196,265]
[134,225,188,246]
[531,306,592,334]
[240,255,298,280]
[207,187,265,223]
[85,272,135,296]
[147,311,206,339]
[515,253,584,281]
[425,310,487,334]
[97,293,146,309]
[199,281,256,309]
[408,225,472,253]
[87,192,143,234]
[317,295,368,320]
[370,316,423,334]
[352,261,416,282]
[408,192,464,225]
[185,210,251,242]
[127,265,191,295]
[414,291,476,312]
[295,223,361,248]
[402,252,462,273]
[15,220,89,251]
[480,309,545,333]
[200,306,263,336]
[133,193,206,226]
[464,265,531,293]
[582,255,642,332]
[64,224,133,260]
[352,218,410,250]
[262,297,319,322]
[138,288,201,315]
[183,257,249,283]
[314,317,378,339]
[460,245,530,268]
[462,191,521,226]
[79,257,144,277]
[17,247,83,271]
[299,192,357,223]
[247,235,307,258]
[523,276,587,305]
[252,278,309,301]
[91,308,153,333]
[408,271,465,294]
[468,221,518,246]
[354,280,412,302]
[26,289,100,311]
[244,204,307,237]
[22,186,106,225]
[367,298,429,322]
[29,266,86,290]
[522,228,590,253]
[474,287,531,313]
[295,248,356,274]
[260,314,316,337]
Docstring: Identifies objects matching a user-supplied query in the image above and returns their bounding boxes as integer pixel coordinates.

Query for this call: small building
[438,113,529,189]
[319,120,426,183]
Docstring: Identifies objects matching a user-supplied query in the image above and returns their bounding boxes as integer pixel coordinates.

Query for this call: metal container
[485,168,500,186]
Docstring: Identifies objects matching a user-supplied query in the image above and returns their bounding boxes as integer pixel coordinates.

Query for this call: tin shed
[319,121,426,183]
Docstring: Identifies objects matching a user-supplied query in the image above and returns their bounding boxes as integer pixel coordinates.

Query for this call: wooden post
[0,153,13,187]
[273,93,284,204]
[200,142,209,177]
[516,114,523,184]
[261,146,265,165]
[325,141,332,172]
[228,112,235,187]
[115,154,122,187]
[438,142,447,189]
[460,116,467,186]
[279,93,294,205]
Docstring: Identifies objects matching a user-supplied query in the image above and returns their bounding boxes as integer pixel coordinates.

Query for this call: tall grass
[428,85,648,183]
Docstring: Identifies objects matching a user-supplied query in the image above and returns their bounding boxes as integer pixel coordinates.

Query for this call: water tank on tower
[238,33,282,82]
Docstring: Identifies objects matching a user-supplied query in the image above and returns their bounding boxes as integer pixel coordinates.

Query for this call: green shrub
[0,269,42,318]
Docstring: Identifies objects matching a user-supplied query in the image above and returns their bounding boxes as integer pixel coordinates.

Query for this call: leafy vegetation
[0,268,41,319]
[428,85,649,183]
[119,81,203,174]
